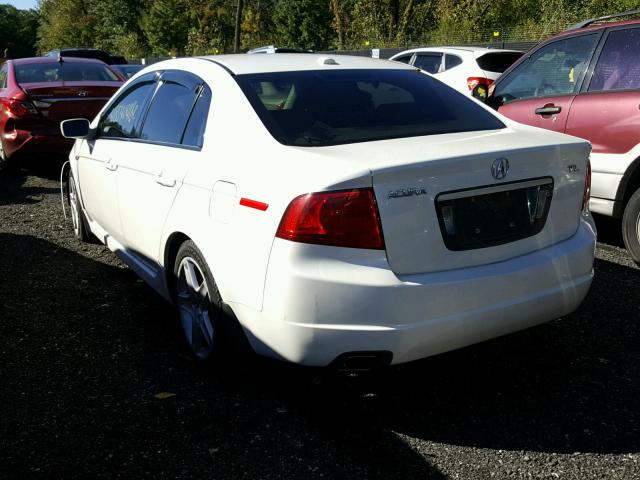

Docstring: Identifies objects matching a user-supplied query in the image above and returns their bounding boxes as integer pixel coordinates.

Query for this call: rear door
[565,25,640,201]
[115,70,211,263]
[493,32,601,134]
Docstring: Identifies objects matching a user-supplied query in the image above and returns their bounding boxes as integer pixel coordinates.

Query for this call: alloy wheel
[176,256,215,360]
[69,177,80,236]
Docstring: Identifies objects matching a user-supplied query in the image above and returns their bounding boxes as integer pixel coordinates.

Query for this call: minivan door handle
[155,173,176,188]
[535,105,561,115]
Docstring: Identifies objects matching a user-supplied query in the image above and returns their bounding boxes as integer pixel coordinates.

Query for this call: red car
[482,10,640,262]
[0,56,124,169]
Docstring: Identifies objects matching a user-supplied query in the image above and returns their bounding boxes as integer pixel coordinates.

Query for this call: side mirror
[60,118,92,139]
[471,84,489,102]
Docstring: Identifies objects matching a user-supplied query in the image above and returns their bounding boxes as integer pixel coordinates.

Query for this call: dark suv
[482,10,640,262]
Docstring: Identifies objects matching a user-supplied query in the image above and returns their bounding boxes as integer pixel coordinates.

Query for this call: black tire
[68,172,91,242]
[173,241,226,361]
[0,139,18,173]
[622,187,640,265]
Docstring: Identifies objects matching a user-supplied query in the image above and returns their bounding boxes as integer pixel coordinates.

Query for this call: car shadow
[0,160,64,206]
[296,255,638,457]
[0,232,446,479]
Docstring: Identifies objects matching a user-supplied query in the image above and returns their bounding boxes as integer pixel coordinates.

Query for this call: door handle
[104,159,117,171]
[156,174,176,188]
[535,105,561,115]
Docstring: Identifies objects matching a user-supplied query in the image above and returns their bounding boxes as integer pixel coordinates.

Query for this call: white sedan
[61,54,595,368]
[389,46,523,97]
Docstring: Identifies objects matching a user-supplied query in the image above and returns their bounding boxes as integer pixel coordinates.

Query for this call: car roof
[547,18,640,40]
[11,56,110,66]
[390,46,522,59]
[202,53,415,75]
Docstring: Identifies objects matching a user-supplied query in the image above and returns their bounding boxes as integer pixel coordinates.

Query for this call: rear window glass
[235,69,505,147]
[15,63,119,83]
[476,52,524,73]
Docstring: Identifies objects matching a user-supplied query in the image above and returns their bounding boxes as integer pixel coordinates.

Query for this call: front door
[493,32,602,135]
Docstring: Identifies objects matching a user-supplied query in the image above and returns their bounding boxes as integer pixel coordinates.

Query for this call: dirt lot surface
[1,164,639,479]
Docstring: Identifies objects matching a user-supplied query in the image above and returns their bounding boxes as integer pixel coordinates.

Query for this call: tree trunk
[330,0,344,50]
[234,0,244,53]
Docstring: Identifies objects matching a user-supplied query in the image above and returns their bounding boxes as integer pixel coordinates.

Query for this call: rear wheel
[174,241,223,361]
[622,188,640,265]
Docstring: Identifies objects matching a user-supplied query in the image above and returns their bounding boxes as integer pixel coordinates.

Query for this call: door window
[139,71,203,145]
[493,33,599,102]
[0,64,7,88]
[181,84,212,148]
[413,53,443,74]
[98,74,157,139]
[589,28,640,92]
[445,54,463,70]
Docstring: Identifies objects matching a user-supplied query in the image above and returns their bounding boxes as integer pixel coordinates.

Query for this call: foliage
[21,0,640,60]
[0,4,39,58]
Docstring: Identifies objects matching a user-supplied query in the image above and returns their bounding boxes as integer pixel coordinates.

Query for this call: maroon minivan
[0,56,124,169]
[483,10,640,262]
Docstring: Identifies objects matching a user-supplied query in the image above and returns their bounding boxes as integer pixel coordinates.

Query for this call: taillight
[467,77,494,91]
[276,188,385,249]
[1,99,37,117]
[582,160,591,211]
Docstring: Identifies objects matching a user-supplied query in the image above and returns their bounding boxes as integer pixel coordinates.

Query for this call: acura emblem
[491,157,510,180]
[77,90,88,97]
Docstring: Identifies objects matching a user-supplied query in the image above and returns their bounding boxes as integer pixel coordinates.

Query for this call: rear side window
[98,75,156,139]
[393,55,412,64]
[0,64,7,88]
[182,85,212,148]
[413,53,443,74]
[475,52,523,73]
[140,71,203,145]
[15,63,119,83]
[589,27,640,92]
[445,54,463,70]
[235,69,505,147]
[493,34,599,102]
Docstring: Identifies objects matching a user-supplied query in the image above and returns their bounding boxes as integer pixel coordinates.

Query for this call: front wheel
[68,173,91,242]
[174,241,223,360]
[622,187,640,265]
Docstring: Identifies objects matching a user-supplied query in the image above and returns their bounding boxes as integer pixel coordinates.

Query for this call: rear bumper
[233,215,596,367]
[3,128,73,158]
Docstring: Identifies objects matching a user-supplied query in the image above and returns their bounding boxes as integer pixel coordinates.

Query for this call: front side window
[139,71,204,145]
[494,33,599,102]
[98,75,157,139]
[589,28,640,92]
[235,69,505,147]
[413,53,443,74]
[15,62,119,83]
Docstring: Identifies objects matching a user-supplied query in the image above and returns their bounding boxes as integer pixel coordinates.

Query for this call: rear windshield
[475,52,524,73]
[235,69,505,146]
[15,63,119,83]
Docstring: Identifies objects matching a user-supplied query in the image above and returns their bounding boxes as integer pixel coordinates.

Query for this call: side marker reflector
[240,197,269,211]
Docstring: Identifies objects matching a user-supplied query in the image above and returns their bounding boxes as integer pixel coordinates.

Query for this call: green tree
[37,0,95,52]
[272,0,334,50]
[0,5,39,58]
[141,0,189,56]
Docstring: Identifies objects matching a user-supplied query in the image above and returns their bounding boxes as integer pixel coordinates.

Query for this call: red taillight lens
[1,99,37,117]
[276,188,385,249]
[467,77,494,91]
[582,160,591,211]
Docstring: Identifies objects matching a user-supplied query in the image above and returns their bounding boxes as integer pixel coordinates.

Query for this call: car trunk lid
[316,128,590,275]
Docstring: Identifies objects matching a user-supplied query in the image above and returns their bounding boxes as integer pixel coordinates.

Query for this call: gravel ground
[1,163,639,480]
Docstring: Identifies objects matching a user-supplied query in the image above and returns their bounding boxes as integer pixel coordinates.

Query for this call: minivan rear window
[15,63,119,83]
[476,52,524,73]
[235,69,505,146]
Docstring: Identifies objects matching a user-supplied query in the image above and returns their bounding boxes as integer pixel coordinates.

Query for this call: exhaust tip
[330,351,393,372]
